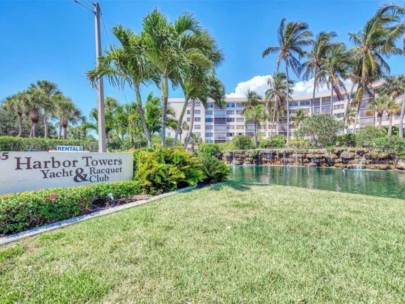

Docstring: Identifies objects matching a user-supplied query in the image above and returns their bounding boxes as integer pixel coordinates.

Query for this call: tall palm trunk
[330,84,334,116]
[378,113,383,128]
[184,100,195,148]
[388,114,393,136]
[17,112,23,137]
[353,98,362,134]
[161,75,169,146]
[399,93,405,138]
[135,84,151,147]
[63,125,68,139]
[311,71,318,116]
[58,121,62,139]
[343,84,355,134]
[254,120,258,147]
[43,111,48,139]
[285,64,290,147]
[174,98,189,144]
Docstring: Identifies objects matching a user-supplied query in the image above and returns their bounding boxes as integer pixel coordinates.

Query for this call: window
[313,98,321,106]
[195,125,201,129]
[195,101,201,107]
[214,110,227,116]
[321,106,331,113]
[187,118,190,122]
[226,110,235,115]
[335,113,344,118]
[194,117,201,122]
[206,125,213,130]
[205,110,213,115]
[227,133,234,137]
[236,110,242,115]
[226,125,235,129]
[205,118,213,123]
[195,110,201,115]
[236,125,244,130]
[226,118,235,122]
[207,103,214,108]
[236,117,244,122]
[226,103,235,108]
[205,132,213,137]
[236,103,244,108]
[290,101,299,107]
[334,104,344,110]
[215,125,227,131]
[187,110,190,114]
[322,97,331,105]
[300,100,311,106]
[214,117,226,124]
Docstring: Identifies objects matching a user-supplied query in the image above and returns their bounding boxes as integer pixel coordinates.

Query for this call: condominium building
[168,84,403,143]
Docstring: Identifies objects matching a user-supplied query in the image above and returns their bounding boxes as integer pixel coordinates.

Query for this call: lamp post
[74,0,107,152]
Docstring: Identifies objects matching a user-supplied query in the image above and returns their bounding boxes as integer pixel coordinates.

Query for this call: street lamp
[73,0,107,152]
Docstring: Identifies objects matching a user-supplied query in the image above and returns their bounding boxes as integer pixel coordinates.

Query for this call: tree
[263,18,313,146]
[295,114,343,147]
[3,92,26,137]
[302,31,338,114]
[265,72,293,136]
[142,9,206,146]
[293,108,307,128]
[321,43,352,115]
[349,4,405,131]
[144,93,177,135]
[244,103,266,147]
[54,95,81,139]
[88,26,159,147]
[366,95,388,128]
[24,88,44,138]
[386,99,401,136]
[30,80,60,139]
[184,75,225,148]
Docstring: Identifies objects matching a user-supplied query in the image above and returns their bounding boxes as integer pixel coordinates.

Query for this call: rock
[396,160,405,170]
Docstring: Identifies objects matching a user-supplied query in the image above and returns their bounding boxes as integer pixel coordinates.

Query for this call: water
[230,166,405,199]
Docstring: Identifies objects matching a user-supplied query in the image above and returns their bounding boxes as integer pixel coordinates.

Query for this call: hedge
[0,181,140,235]
[0,136,98,152]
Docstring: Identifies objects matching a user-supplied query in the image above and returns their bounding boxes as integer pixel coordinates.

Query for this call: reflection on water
[230,166,405,199]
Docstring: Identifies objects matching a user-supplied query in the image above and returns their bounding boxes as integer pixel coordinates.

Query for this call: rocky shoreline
[221,148,405,171]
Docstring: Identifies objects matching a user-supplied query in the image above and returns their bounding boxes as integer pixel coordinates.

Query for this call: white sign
[56,145,84,152]
[0,152,133,195]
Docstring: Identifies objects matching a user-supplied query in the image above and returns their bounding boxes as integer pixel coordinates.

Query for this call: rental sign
[0,152,133,195]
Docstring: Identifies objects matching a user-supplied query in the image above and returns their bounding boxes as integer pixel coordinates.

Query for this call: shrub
[0,136,98,152]
[371,136,405,155]
[231,135,254,150]
[336,134,356,147]
[289,139,310,149]
[259,135,286,148]
[134,146,204,194]
[199,156,230,183]
[0,181,140,235]
[356,126,386,147]
[198,143,221,158]
[295,114,343,147]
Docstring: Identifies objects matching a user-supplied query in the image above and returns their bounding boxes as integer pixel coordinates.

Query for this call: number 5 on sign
[0,152,9,160]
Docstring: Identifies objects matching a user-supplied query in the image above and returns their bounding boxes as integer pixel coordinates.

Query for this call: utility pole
[74,0,107,152]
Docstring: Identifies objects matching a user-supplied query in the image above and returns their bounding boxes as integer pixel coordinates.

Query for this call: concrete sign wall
[0,152,133,195]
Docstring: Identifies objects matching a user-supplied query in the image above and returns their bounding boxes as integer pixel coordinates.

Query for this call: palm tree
[265,72,293,136]
[184,74,225,148]
[321,43,352,116]
[23,88,44,138]
[302,31,338,114]
[179,121,189,143]
[88,26,160,147]
[3,92,26,137]
[54,95,81,139]
[143,9,205,146]
[386,99,401,136]
[30,80,60,138]
[293,108,307,128]
[244,103,266,147]
[366,95,389,128]
[349,4,404,132]
[263,18,313,146]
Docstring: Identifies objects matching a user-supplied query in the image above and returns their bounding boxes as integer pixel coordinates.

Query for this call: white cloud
[227,75,353,98]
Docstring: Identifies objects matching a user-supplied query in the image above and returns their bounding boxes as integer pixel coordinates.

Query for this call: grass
[1,181,405,303]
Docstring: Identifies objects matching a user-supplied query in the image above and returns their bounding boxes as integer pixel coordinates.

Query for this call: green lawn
[1,182,405,303]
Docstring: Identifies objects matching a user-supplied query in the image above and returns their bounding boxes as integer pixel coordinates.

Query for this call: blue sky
[0,0,404,117]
